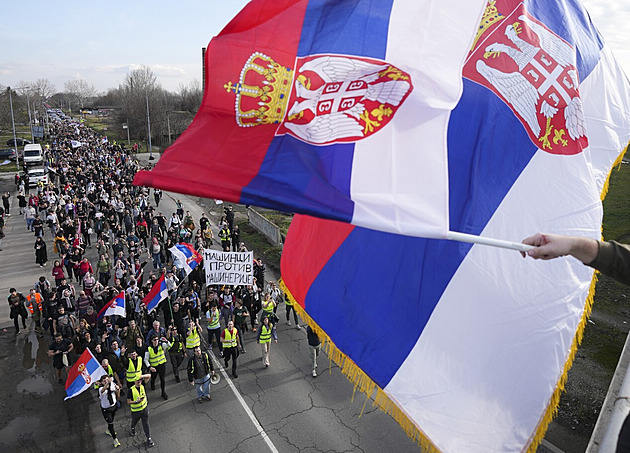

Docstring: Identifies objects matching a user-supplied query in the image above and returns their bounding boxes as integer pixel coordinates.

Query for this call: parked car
[6,138,31,147]
[0,148,17,161]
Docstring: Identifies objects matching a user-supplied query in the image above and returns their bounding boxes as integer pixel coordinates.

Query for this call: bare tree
[64,79,97,110]
[116,66,164,142]
[33,78,57,100]
[178,79,203,113]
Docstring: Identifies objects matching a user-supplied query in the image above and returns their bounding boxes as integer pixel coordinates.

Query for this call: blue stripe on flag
[296,0,394,58]
[241,137,355,223]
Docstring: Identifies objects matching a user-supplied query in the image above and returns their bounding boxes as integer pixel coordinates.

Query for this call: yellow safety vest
[222,329,238,348]
[259,324,273,343]
[207,310,220,330]
[168,336,183,353]
[148,345,166,366]
[130,384,147,412]
[262,300,274,313]
[126,357,142,382]
[186,327,201,349]
[285,296,293,306]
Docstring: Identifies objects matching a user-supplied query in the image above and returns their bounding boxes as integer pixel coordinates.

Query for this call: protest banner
[204,250,253,286]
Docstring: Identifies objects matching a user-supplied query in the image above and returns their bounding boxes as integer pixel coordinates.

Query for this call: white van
[27,166,48,187]
[23,144,43,166]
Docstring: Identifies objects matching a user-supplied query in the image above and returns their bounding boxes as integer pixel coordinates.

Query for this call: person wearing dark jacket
[7,288,28,334]
[187,346,215,402]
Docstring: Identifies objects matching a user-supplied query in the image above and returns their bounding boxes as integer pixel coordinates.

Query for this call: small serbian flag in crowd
[65,348,106,400]
[97,291,126,320]
[143,273,169,313]
[169,243,202,276]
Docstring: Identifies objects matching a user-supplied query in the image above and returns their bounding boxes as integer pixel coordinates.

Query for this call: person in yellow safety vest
[220,320,240,378]
[145,336,171,400]
[284,292,301,330]
[260,292,277,325]
[205,304,223,357]
[256,316,277,368]
[166,325,185,383]
[185,320,202,356]
[123,348,145,388]
[26,288,44,336]
[127,373,155,448]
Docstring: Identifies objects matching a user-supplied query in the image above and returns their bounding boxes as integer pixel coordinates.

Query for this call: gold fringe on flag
[279,279,441,452]
[527,142,627,451]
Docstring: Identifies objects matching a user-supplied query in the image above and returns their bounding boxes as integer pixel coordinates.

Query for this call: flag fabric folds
[64,348,106,400]
[96,291,125,320]
[169,243,202,276]
[142,274,169,314]
[134,0,492,238]
[280,1,630,452]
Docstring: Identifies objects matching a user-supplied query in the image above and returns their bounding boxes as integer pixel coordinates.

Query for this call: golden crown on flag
[471,0,504,49]
[224,52,293,128]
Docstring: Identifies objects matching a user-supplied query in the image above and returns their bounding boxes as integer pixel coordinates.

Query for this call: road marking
[208,350,280,453]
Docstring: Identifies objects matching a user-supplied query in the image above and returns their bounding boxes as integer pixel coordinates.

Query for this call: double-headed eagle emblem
[472,13,587,153]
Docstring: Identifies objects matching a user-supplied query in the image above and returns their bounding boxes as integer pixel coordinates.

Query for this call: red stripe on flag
[280,214,354,307]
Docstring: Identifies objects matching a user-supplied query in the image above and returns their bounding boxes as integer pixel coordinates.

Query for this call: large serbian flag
[65,348,107,400]
[134,0,490,238]
[282,0,630,452]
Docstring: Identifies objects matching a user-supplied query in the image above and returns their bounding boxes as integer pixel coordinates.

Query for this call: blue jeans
[194,374,211,398]
[26,217,34,230]
[152,253,162,269]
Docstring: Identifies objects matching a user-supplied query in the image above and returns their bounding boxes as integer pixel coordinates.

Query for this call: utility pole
[7,87,20,171]
[146,89,154,160]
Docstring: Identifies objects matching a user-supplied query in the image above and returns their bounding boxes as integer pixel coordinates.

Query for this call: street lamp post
[145,89,154,160]
[7,87,20,171]
[123,122,130,145]
[18,87,34,143]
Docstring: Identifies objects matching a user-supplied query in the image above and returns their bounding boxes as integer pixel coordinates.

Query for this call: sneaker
[161,392,169,400]
[287,320,291,326]
[147,438,155,448]
[58,378,63,384]
[175,376,181,383]
[265,364,269,368]
[130,427,136,436]
[113,438,121,448]
[224,360,228,368]
[232,371,238,378]
[106,429,112,436]
[296,324,301,330]
[203,395,212,401]
[197,397,204,403]
[312,370,317,377]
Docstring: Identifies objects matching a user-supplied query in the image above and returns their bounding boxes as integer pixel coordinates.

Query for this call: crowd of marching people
[3,115,317,449]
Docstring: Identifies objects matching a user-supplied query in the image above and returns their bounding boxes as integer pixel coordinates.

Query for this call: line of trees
[0,66,203,146]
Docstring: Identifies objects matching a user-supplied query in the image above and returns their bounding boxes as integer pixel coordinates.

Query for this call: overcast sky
[1,1,628,94]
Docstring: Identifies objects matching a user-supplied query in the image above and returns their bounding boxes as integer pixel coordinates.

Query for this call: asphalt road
[0,163,418,453]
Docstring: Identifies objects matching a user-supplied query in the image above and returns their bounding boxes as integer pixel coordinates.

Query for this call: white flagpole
[446,231,534,252]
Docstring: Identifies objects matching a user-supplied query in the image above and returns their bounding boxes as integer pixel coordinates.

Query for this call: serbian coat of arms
[225,53,413,145]
[464,0,588,155]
